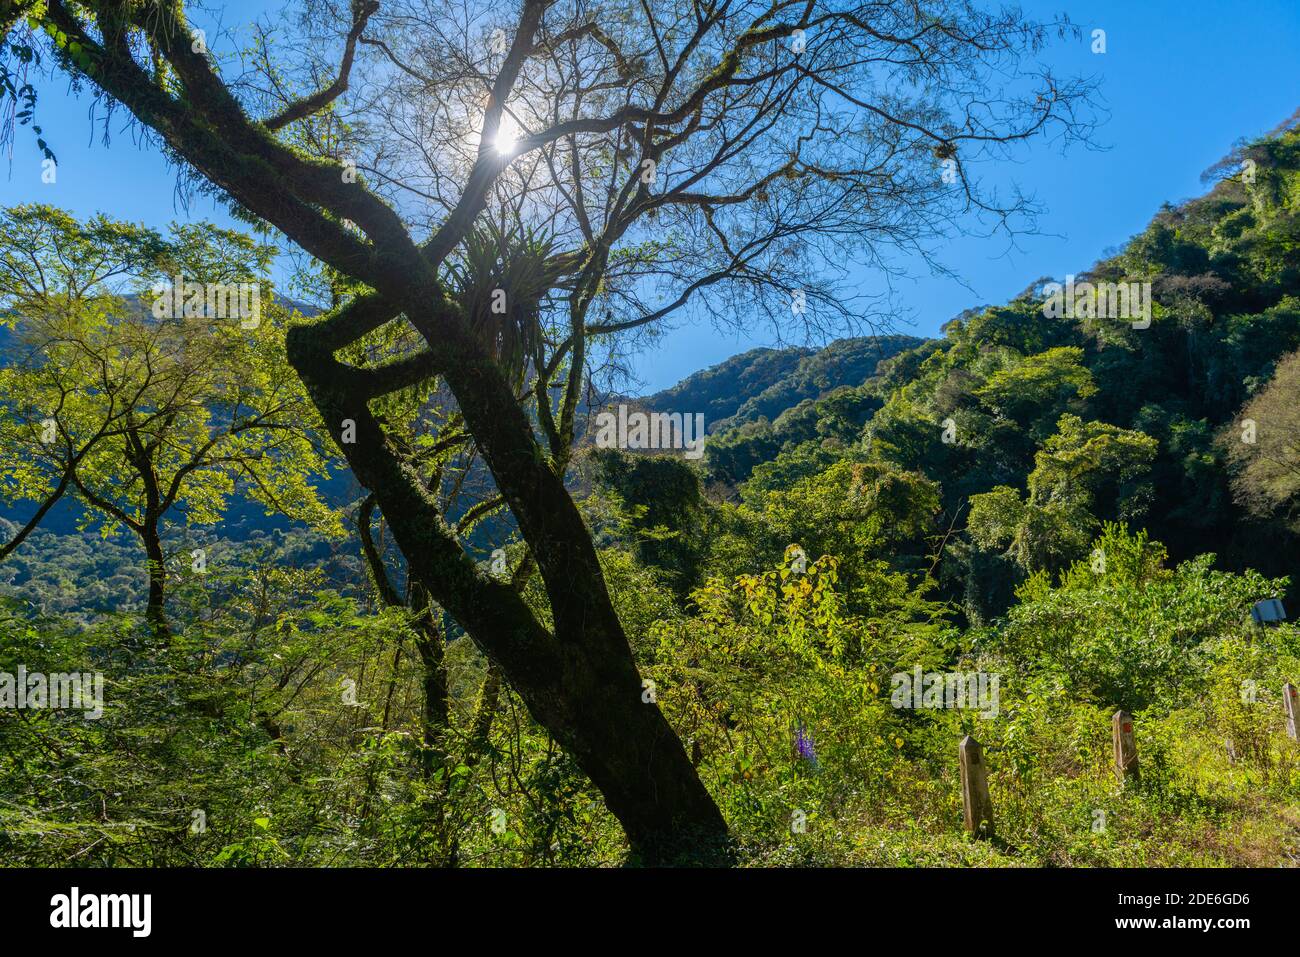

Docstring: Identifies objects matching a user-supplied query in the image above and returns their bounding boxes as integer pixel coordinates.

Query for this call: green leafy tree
[969,415,1157,575]
[0,205,337,635]
[713,459,940,603]
[585,448,707,600]
[994,524,1283,711]
[974,346,1096,440]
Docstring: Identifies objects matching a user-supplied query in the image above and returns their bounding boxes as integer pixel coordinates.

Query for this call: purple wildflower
[794,722,819,769]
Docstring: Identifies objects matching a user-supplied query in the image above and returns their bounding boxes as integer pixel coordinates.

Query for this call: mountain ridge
[634,334,925,433]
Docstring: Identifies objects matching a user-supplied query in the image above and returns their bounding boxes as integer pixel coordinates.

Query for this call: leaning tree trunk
[439,347,732,863]
[288,318,731,865]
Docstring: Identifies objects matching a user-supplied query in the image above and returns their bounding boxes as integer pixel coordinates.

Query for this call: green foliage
[973,346,1096,440]
[993,524,1286,710]
[8,122,1300,867]
[968,415,1158,575]
[0,204,338,544]
[650,553,948,846]
[584,447,707,598]
[717,459,940,593]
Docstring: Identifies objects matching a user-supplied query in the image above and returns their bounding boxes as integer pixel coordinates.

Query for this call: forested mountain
[633,344,816,425]
[635,334,923,432]
[596,127,1300,622]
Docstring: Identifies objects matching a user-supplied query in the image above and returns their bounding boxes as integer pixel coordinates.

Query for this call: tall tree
[2,0,1096,861]
[0,205,335,635]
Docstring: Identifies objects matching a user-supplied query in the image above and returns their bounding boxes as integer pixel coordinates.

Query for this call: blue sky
[2,1,1297,392]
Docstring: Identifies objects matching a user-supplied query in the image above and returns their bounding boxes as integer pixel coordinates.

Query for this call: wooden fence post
[959,735,994,837]
[1284,683,1299,741]
[1112,710,1140,783]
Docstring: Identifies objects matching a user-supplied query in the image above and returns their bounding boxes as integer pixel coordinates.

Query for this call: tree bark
[409,591,450,778]
[288,322,731,864]
[141,518,169,638]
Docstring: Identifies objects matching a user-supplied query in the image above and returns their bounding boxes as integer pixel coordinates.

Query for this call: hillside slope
[639,335,924,433]
[593,122,1300,622]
